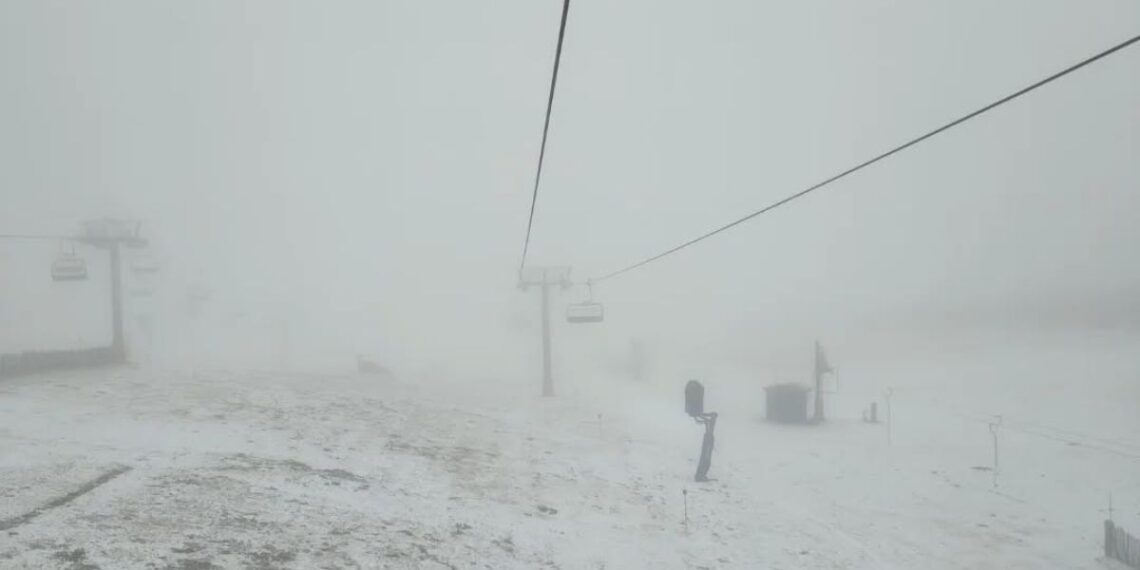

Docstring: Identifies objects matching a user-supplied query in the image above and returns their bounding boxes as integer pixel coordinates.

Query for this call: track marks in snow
[0,465,131,531]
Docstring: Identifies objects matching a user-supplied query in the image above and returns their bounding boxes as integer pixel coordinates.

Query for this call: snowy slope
[0,346,1137,568]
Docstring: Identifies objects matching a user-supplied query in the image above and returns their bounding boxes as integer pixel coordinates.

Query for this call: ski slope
[0,337,1137,568]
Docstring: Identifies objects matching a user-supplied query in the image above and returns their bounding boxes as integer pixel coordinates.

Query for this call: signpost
[685,380,718,482]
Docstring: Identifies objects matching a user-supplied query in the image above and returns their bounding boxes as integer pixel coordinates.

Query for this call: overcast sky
[2,1,1138,371]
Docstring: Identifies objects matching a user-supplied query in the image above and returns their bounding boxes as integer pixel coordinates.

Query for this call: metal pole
[813,341,824,422]
[109,243,126,363]
[541,276,553,397]
[989,415,1002,488]
[683,489,688,526]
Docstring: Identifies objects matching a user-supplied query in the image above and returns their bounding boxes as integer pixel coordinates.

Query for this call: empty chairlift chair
[51,252,88,282]
[566,301,604,323]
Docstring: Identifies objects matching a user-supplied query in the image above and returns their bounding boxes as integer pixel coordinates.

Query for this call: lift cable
[591,32,1140,284]
[518,0,573,274]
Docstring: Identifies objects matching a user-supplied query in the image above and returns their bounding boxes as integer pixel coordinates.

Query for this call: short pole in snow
[988,415,1002,488]
[682,489,689,526]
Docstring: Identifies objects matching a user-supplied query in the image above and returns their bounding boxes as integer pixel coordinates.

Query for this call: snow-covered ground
[1,334,1138,568]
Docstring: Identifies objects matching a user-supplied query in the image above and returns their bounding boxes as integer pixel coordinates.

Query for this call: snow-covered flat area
[1,335,1138,569]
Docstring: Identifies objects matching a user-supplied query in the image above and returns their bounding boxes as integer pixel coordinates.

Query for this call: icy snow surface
[1,336,1138,568]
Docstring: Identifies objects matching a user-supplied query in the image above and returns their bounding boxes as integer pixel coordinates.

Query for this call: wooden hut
[764,383,812,424]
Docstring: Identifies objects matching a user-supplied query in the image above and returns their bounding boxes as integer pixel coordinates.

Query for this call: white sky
[2,1,1138,368]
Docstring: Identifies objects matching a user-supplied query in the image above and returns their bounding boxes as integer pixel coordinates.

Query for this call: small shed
[764,383,812,424]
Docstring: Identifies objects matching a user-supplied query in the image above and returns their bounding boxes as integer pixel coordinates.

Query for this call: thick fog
[4,3,1140,568]
[2,1,1139,379]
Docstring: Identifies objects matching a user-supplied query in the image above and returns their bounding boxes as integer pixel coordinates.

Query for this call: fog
[2,2,1140,567]
[3,1,1138,381]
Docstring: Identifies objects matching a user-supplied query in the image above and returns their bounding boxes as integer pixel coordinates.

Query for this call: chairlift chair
[51,251,88,282]
[566,301,604,323]
[566,280,605,323]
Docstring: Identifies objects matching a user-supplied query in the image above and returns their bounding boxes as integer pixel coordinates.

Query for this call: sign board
[685,380,704,417]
